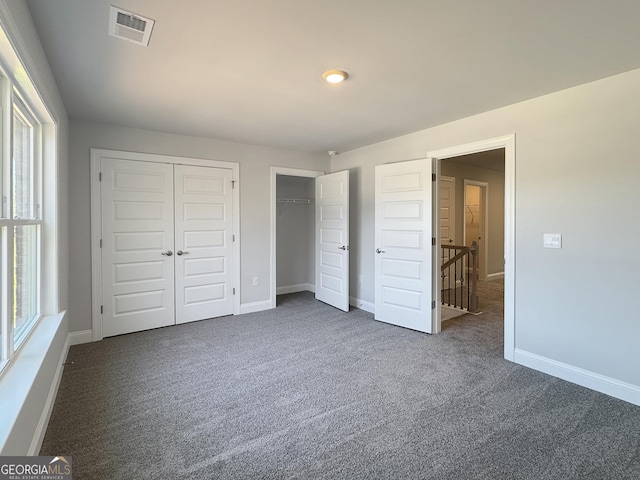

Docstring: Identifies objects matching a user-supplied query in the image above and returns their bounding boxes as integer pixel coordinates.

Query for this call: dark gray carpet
[41,283,640,479]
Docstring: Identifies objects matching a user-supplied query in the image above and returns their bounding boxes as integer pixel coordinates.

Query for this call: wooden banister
[440,241,479,313]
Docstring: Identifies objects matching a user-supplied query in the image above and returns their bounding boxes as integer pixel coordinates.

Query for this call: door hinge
[100,239,102,248]
[100,305,103,314]
[432,173,436,182]
[232,234,235,242]
[99,172,102,181]
[432,300,436,309]
[432,237,436,246]
[232,180,235,189]
[233,288,236,295]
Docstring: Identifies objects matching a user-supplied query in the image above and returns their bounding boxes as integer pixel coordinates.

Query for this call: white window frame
[0,62,47,372]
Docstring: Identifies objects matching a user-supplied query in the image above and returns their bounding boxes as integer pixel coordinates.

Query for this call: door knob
[161,250,173,256]
[376,248,386,254]
[338,245,349,251]
[176,250,190,256]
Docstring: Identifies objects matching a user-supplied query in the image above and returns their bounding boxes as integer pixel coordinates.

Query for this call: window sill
[0,311,67,455]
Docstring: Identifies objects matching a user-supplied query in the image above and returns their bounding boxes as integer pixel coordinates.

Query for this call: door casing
[428,134,515,361]
[90,149,240,341]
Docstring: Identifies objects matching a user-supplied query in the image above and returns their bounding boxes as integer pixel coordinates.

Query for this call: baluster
[461,250,465,310]
[470,241,479,313]
[453,247,457,308]
[465,251,469,310]
[447,247,452,305]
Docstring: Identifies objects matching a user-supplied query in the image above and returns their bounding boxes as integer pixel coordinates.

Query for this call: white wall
[69,120,328,332]
[276,176,315,291]
[331,68,640,395]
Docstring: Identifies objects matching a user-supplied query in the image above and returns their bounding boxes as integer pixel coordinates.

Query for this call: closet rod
[276,198,313,204]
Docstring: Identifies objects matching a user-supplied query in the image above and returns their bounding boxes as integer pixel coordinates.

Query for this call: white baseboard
[68,330,93,346]
[486,272,504,280]
[27,314,69,455]
[240,300,272,315]
[514,349,640,407]
[276,283,314,295]
[349,296,375,314]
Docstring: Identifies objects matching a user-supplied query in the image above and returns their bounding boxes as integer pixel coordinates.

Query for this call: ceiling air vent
[108,5,155,46]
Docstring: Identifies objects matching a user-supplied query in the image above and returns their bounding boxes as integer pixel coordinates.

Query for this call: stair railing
[440,241,479,313]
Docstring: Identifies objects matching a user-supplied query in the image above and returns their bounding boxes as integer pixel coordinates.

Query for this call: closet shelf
[277,198,313,204]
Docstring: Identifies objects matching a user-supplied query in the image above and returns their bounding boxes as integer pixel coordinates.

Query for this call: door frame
[428,134,515,361]
[90,149,240,341]
[463,179,489,280]
[269,166,324,309]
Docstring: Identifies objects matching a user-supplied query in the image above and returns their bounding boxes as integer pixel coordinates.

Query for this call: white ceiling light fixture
[109,5,155,46]
[322,70,348,84]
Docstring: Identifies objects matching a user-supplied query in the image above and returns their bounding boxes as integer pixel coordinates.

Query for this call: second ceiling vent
[108,5,155,46]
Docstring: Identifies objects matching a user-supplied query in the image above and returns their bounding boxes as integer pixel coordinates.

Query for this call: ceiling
[25,0,640,154]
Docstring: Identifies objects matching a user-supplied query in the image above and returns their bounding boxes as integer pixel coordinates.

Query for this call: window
[0,80,44,368]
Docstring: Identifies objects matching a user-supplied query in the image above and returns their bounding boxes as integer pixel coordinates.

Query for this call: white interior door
[101,158,175,337]
[174,165,234,324]
[374,159,433,333]
[315,170,349,311]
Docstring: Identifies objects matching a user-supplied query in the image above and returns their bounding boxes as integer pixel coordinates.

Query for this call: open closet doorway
[269,167,323,309]
[428,135,515,361]
[464,180,489,280]
[276,175,315,296]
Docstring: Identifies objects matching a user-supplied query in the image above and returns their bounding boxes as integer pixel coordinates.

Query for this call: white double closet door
[101,158,234,337]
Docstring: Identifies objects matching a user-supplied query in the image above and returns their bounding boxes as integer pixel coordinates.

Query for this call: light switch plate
[543,233,562,249]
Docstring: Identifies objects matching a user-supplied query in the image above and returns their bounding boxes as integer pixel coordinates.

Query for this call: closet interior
[276,175,316,295]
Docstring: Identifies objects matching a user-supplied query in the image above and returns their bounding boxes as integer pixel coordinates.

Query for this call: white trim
[349,296,375,314]
[0,4,63,123]
[0,311,65,455]
[486,272,504,280]
[90,154,102,341]
[29,327,91,454]
[428,134,516,361]
[276,283,315,295]
[270,167,324,309]
[68,330,92,346]
[28,321,69,455]
[514,349,640,407]
[90,148,240,341]
[239,300,272,315]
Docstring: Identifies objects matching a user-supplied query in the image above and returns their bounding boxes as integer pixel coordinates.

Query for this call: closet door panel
[315,170,349,311]
[175,165,234,324]
[101,158,175,337]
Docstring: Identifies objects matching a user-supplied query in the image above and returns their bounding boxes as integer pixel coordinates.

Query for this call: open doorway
[276,175,315,298]
[464,181,489,280]
[269,167,351,311]
[438,151,504,325]
[428,135,515,360]
[269,167,323,309]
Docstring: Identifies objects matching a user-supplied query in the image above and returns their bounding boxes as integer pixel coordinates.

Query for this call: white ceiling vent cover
[108,5,155,46]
